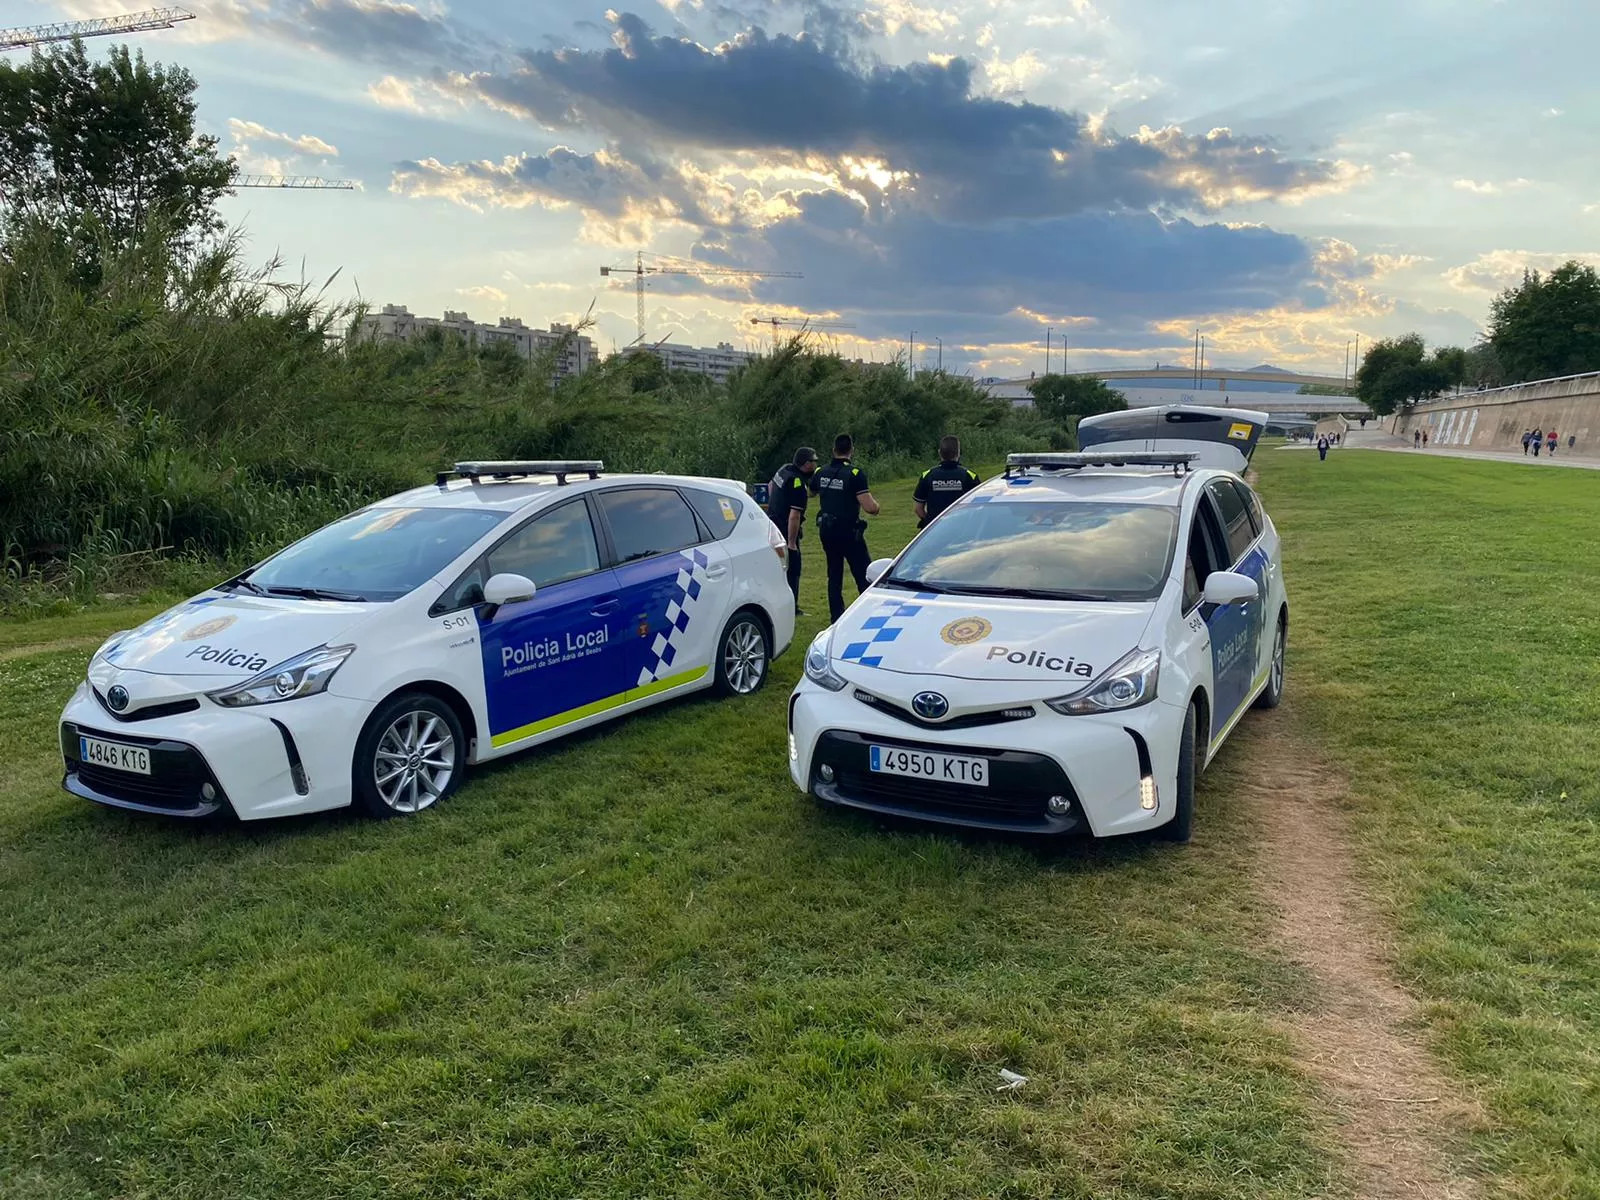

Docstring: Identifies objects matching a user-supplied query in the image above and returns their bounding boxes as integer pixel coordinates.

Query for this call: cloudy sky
[23,0,1600,375]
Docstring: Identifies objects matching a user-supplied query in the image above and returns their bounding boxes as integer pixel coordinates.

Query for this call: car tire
[713,610,770,697]
[1254,616,1286,710]
[1159,702,1198,843]
[352,692,466,818]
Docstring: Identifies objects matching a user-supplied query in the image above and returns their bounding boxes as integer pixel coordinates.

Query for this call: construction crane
[0,7,195,51]
[749,316,855,331]
[601,251,802,343]
[232,175,356,190]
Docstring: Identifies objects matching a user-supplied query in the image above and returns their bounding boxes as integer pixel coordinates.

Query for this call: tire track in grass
[1232,707,1486,1200]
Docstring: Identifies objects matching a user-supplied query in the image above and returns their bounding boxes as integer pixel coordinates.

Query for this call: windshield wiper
[262,585,369,602]
[940,583,1111,601]
[220,574,266,596]
[878,575,952,593]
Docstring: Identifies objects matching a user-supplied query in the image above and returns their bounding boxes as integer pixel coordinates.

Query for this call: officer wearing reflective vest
[912,435,981,528]
[813,433,881,622]
[765,446,818,611]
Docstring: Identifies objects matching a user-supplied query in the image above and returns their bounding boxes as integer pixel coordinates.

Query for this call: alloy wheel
[724,620,767,694]
[373,710,455,813]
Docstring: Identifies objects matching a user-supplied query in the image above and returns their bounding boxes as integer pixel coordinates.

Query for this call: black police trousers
[822,529,871,621]
[786,545,803,604]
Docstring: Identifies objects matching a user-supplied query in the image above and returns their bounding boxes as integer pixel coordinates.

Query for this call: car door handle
[705,565,729,580]
[590,597,620,616]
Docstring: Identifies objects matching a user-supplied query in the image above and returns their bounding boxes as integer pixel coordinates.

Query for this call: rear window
[682,487,744,540]
[884,500,1178,602]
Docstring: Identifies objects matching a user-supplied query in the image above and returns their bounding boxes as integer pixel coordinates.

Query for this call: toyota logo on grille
[106,685,130,712]
[911,691,949,720]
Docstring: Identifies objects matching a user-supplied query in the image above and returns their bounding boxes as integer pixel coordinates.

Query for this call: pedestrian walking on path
[1532,427,1543,457]
[1317,434,1329,461]
[1422,430,1429,448]
[1547,429,1559,456]
[1522,430,1533,454]
[1414,429,1422,448]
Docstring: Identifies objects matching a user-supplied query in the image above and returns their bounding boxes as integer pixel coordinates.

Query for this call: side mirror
[482,572,537,612]
[1202,570,1258,607]
[865,558,894,585]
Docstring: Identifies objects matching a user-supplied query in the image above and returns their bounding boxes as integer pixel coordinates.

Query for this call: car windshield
[885,500,1178,602]
[239,506,509,602]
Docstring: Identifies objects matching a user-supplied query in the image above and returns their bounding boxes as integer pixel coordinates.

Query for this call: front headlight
[1046,648,1160,715]
[207,644,355,708]
[803,629,848,691]
[91,629,131,665]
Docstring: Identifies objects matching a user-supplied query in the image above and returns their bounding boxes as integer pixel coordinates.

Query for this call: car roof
[971,465,1226,506]
[371,473,747,513]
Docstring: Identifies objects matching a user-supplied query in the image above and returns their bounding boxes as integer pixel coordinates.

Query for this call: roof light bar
[436,460,604,487]
[1004,451,1198,478]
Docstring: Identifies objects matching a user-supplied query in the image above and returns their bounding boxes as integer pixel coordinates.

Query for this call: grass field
[2,451,1597,1198]
[1253,446,1600,1198]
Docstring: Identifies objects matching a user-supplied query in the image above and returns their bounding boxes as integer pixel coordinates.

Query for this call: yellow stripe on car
[490,666,709,748]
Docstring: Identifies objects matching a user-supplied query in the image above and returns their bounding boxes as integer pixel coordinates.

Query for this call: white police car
[788,438,1286,842]
[61,462,793,820]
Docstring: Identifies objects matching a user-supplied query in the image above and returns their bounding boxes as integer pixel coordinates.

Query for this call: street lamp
[935,336,942,372]
[909,330,917,380]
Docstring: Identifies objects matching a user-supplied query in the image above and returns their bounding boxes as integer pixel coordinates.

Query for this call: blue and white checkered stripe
[838,592,939,668]
[636,548,712,686]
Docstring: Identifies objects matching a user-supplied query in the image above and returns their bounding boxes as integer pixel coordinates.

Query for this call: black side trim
[270,718,310,795]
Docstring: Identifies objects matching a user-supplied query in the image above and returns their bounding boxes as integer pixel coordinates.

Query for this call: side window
[681,487,743,541]
[1232,479,1265,534]
[1184,499,1232,611]
[599,488,702,562]
[487,500,601,588]
[1207,479,1255,564]
[436,563,486,613]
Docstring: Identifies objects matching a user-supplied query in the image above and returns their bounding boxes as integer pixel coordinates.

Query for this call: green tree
[1026,374,1127,424]
[0,40,235,270]
[1486,262,1600,383]
[1354,334,1452,415]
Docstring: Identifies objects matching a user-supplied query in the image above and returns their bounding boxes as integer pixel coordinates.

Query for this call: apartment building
[359,305,596,378]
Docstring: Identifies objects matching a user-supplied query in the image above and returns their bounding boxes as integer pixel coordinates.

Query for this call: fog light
[200,782,216,801]
[1046,794,1071,815]
[819,763,835,783]
[1139,775,1158,811]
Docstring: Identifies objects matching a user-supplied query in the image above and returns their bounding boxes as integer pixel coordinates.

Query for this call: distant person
[1532,427,1543,457]
[1360,416,1368,428]
[1569,434,1576,451]
[1548,429,1559,455]
[814,433,881,621]
[1522,430,1533,455]
[913,435,981,528]
[1317,435,1329,461]
[766,446,819,613]
[1414,429,1422,448]
[1422,430,1429,448]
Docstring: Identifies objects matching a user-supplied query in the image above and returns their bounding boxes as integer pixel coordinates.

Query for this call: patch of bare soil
[1235,707,1484,1200]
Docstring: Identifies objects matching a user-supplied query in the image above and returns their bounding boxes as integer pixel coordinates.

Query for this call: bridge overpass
[985,376,1372,418]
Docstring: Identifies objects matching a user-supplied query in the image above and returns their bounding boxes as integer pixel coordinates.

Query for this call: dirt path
[1235,708,1484,1200]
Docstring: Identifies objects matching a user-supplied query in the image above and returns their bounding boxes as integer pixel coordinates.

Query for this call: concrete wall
[1387,372,1600,453]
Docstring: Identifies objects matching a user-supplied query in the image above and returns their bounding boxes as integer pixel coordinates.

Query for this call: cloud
[1452,177,1533,196]
[457,284,508,305]
[227,118,339,157]
[1444,250,1600,293]
[453,11,1356,223]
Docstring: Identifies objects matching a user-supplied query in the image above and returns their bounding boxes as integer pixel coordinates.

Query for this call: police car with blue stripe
[789,407,1286,841]
[61,461,793,820]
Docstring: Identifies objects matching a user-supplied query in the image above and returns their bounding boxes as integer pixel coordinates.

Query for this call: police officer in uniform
[765,446,818,611]
[912,435,981,528]
[814,433,881,621]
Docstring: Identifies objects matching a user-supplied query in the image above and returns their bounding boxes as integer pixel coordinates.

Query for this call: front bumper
[59,681,373,820]
[788,681,1184,837]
